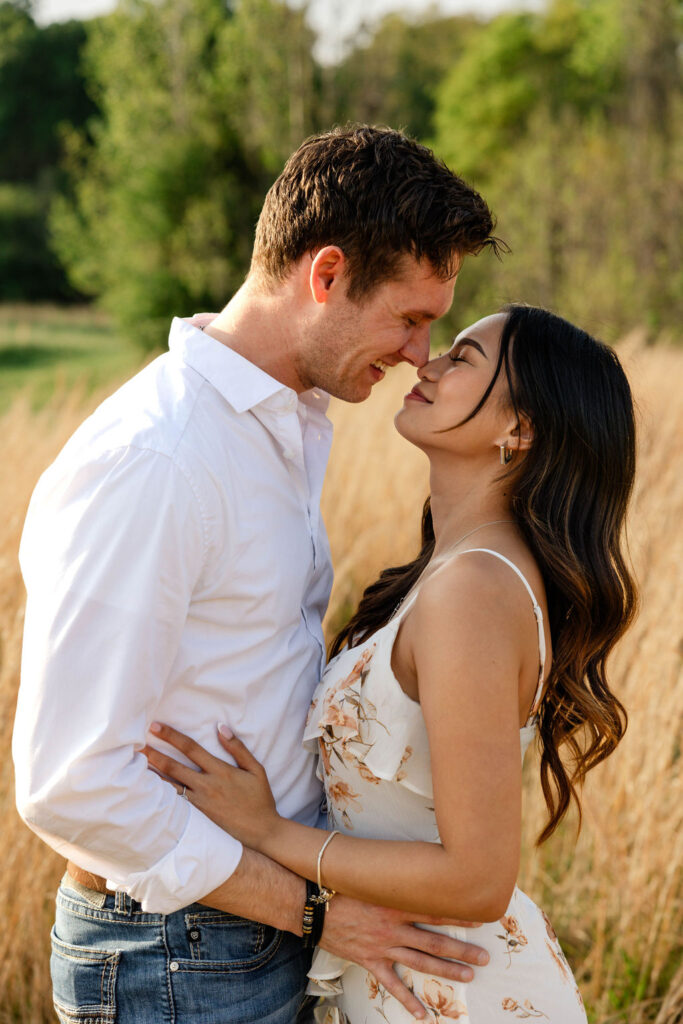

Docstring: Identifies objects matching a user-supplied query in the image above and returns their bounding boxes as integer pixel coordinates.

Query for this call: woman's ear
[497,414,534,454]
[309,246,346,304]
[510,414,534,453]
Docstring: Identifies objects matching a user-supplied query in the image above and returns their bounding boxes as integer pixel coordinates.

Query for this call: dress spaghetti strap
[459,548,547,719]
[390,547,547,721]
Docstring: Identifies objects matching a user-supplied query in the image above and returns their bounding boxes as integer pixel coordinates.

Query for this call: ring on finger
[181,785,188,800]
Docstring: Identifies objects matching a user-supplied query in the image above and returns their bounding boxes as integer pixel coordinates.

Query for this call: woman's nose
[418,354,444,381]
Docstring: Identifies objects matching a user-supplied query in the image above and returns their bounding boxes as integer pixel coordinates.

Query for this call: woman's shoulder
[408,545,546,642]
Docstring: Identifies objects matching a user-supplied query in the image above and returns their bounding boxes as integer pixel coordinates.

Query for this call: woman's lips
[405,386,430,403]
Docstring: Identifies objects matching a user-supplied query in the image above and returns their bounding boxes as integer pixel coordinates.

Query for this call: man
[14,125,499,1023]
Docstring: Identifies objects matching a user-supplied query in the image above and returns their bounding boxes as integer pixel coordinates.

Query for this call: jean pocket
[182,908,281,966]
[50,926,120,1023]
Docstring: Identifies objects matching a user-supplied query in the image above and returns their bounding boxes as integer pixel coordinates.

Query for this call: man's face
[295,257,458,403]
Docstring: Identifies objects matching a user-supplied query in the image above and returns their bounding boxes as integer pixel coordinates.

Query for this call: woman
[146,305,637,1022]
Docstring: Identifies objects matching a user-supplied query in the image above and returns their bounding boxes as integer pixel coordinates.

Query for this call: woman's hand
[142,722,280,850]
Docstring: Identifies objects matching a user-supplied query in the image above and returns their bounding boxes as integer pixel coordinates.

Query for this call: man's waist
[66,861,116,894]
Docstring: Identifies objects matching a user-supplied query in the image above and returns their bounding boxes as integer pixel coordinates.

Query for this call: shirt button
[170,961,179,972]
[189,929,200,940]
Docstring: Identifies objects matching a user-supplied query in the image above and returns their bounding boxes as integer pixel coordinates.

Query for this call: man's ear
[309,246,346,304]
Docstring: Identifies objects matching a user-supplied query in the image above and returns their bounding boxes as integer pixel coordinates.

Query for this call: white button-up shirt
[13,318,334,914]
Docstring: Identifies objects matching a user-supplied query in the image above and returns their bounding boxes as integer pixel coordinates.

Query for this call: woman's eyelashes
[447,350,468,364]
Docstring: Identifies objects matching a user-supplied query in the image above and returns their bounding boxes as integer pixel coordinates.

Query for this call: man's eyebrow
[454,337,488,359]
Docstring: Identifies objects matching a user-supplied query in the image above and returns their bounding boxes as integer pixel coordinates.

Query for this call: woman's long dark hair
[330,305,638,843]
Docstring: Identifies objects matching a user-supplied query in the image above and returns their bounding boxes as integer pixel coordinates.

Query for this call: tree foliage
[51,0,321,349]
[0,2,95,298]
[430,0,682,339]
[321,11,480,140]
[2,0,680,345]
[432,0,626,182]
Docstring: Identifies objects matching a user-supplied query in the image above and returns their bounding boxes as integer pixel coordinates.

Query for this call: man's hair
[251,124,502,300]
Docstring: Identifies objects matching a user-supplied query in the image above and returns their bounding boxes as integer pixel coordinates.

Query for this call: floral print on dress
[541,910,557,942]
[315,645,388,782]
[540,910,573,984]
[497,915,529,967]
[323,647,376,713]
[366,973,393,1022]
[316,1008,351,1024]
[421,979,469,1020]
[305,607,588,1023]
[396,745,413,782]
[326,778,361,829]
[501,998,548,1018]
[357,762,382,784]
[545,940,571,982]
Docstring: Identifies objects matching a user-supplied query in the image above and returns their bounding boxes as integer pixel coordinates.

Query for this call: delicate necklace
[393,519,515,616]
[435,518,515,555]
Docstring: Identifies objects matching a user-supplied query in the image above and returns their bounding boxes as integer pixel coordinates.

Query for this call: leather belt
[66,860,116,894]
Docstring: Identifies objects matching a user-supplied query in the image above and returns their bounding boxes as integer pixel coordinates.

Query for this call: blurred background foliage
[0,0,681,349]
[0,6,681,1020]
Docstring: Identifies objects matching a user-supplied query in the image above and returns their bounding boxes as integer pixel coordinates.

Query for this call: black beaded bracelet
[302,879,328,948]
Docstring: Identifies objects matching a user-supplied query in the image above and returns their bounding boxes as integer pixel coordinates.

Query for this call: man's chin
[326,381,373,404]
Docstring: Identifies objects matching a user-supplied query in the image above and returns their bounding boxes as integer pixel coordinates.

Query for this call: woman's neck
[428,455,514,558]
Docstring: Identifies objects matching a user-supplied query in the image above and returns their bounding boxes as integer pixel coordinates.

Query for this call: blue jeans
[51,874,314,1024]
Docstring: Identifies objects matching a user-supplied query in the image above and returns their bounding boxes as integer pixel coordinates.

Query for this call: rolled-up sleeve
[13,443,243,913]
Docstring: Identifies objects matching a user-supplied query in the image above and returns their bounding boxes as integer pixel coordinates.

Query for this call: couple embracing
[14,125,636,1023]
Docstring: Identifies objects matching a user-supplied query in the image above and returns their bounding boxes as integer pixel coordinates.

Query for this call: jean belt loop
[114,889,129,914]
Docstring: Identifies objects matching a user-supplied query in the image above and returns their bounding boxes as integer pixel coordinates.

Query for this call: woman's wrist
[258,813,287,858]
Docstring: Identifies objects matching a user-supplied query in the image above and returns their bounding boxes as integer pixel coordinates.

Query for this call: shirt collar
[168,317,328,416]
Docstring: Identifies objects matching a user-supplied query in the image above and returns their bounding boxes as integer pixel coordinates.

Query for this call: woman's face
[394,312,518,459]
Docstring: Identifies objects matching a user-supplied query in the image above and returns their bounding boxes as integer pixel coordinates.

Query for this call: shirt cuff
[108,802,244,914]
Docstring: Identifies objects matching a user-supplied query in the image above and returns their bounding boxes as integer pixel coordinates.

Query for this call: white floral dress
[303,549,587,1024]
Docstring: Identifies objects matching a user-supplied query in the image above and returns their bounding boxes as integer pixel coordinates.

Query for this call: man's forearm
[200,846,306,935]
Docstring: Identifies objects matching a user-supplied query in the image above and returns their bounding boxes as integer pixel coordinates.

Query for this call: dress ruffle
[303,623,433,800]
[307,951,347,997]
[311,1001,347,1024]
[300,567,577,1021]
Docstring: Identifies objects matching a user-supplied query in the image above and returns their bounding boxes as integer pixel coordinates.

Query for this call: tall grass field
[0,314,680,1023]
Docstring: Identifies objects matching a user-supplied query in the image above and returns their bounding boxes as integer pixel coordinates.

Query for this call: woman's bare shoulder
[411,547,539,625]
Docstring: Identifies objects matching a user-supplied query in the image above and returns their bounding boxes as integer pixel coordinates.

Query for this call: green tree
[323,10,480,141]
[0,2,96,299]
[430,0,682,340]
[217,0,318,173]
[52,0,322,349]
[432,0,625,183]
[0,6,96,184]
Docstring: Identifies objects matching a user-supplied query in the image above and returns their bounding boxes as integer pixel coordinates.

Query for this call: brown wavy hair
[330,305,638,843]
[252,124,503,301]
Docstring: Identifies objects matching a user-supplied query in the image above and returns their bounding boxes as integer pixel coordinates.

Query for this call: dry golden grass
[0,337,681,1022]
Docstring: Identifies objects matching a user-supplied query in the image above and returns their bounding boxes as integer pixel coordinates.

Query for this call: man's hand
[319,895,489,1019]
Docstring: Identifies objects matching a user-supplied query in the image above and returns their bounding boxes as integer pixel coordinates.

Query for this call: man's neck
[205,278,306,393]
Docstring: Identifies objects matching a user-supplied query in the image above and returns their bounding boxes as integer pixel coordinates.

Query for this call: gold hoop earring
[500,444,513,465]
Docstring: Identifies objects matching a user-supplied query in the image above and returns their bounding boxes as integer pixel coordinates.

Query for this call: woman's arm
[147,556,526,922]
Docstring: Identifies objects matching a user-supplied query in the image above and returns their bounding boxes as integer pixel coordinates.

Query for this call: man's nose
[398,325,431,368]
